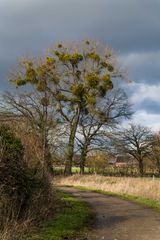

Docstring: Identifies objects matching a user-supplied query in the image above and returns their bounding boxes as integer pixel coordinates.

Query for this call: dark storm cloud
[1,0,160,59]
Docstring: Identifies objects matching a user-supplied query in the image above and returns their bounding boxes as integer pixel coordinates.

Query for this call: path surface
[58,186,160,240]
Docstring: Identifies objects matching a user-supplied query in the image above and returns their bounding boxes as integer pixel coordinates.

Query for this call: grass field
[27,192,94,240]
[56,175,160,202]
[53,166,90,174]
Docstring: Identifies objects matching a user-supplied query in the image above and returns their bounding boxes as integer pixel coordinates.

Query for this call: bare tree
[151,132,160,175]
[113,124,153,176]
[75,88,131,174]
[3,88,57,177]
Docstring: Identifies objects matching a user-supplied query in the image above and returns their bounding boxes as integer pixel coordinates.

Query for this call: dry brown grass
[56,175,160,201]
[0,219,31,240]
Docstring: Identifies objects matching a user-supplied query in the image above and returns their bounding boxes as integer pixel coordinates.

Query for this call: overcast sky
[0,0,160,130]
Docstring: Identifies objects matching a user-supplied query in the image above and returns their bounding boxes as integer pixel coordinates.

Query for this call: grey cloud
[120,82,160,116]
[120,51,160,85]
[0,60,13,90]
[0,0,160,58]
[138,99,160,115]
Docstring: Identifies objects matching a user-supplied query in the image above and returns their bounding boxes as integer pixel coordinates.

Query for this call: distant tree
[7,40,127,175]
[151,132,160,175]
[113,124,153,176]
[86,150,110,174]
[76,88,131,174]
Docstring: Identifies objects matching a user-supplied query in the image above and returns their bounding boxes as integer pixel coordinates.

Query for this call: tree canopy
[8,40,128,174]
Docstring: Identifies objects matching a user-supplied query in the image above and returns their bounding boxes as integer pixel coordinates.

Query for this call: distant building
[109,154,137,167]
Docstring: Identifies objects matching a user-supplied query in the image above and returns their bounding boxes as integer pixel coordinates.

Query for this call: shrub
[0,124,55,239]
[0,124,24,160]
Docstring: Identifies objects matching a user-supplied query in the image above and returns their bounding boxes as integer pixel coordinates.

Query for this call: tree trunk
[41,97,51,178]
[64,109,81,175]
[156,158,160,176]
[64,129,75,175]
[80,153,86,175]
[42,133,51,178]
[80,142,89,174]
[138,159,144,177]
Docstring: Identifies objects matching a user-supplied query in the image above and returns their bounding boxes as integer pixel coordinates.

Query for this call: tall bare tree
[3,88,57,177]
[76,88,131,174]
[113,124,153,176]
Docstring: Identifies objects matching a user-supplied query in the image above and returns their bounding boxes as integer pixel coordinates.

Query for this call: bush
[0,124,32,201]
[0,125,28,226]
[0,124,55,239]
[0,124,24,160]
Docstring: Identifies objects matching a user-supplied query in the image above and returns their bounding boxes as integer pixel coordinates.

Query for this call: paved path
[59,186,160,240]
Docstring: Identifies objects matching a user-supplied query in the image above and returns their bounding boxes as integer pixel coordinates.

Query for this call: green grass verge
[63,185,160,210]
[27,192,94,240]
